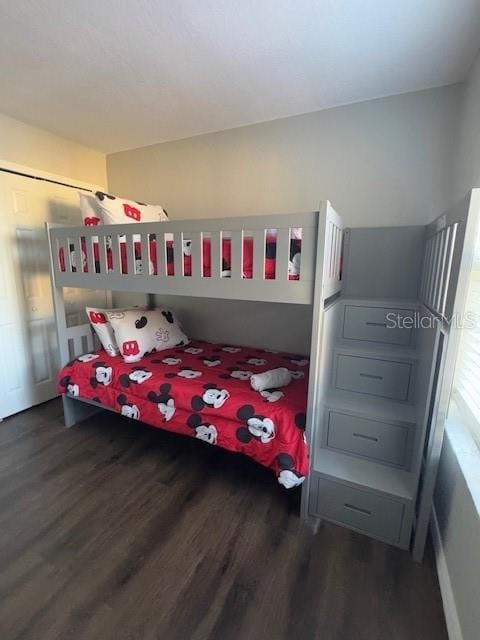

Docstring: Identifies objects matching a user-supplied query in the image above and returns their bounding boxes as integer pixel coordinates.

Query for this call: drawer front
[335,354,412,401]
[315,478,405,542]
[343,305,414,346]
[326,411,410,467]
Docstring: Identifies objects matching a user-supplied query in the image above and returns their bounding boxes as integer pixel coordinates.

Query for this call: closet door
[0,171,107,419]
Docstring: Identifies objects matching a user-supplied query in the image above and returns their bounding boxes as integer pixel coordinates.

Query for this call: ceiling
[1,0,479,154]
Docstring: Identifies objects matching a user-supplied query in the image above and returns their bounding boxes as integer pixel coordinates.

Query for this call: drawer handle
[359,373,383,380]
[344,503,372,517]
[365,322,387,327]
[353,432,379,443]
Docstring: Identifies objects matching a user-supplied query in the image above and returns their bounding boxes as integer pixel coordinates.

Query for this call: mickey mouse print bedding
[57,341,309,488]
[59,234,302,280]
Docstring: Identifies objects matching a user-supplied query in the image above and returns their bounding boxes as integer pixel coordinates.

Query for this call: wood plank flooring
[0,400,447,640]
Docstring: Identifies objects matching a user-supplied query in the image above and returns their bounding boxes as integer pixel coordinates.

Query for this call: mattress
[57,340,309,488]
[59,235,302,279]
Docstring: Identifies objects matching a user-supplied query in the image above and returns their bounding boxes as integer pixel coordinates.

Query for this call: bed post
[300,202,329,529]
[46,223,101,428]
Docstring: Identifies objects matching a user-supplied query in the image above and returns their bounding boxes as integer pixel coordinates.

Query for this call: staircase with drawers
[307,298,429,549]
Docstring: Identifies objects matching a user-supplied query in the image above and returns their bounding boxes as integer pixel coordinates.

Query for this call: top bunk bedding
[57,340,309,488]
[58,234,302,280]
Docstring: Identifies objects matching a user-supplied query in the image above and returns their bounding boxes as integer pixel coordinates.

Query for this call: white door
[0,171,107,419]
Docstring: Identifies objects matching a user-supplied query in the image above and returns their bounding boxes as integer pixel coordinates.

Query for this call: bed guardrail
[47,206,343,305]
[419,192,480,321]
[322,202,343,300]
[419,218,458,319]
[65,323,98,359]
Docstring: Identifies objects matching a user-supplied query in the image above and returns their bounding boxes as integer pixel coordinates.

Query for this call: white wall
[0,112,107,186]
[107,85,460,228]
[434,50,480,640]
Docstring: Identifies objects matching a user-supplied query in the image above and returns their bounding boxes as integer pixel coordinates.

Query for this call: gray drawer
[343,305,414,346]
[335,354,412,401]
[315,477,405,542]
[326,410,410,467]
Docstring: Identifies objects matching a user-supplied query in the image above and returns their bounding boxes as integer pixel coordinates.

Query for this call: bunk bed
[47,189,480,560]
[47,202,344,488]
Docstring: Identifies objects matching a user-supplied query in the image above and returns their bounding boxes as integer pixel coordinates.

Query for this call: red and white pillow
[107,309,189,363]
[79,191,168,228]
[86,306,144,356]
[98,191,167,224]
[79,193,103,227]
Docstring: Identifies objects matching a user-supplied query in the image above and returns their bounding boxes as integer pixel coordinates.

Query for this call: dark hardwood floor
[0,399,447,640]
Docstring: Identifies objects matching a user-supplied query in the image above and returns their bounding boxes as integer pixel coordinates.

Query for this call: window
[451,226,480,448]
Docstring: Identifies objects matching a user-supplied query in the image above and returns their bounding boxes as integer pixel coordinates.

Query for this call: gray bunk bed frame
[46,199,343,457]
[47,190,480,561]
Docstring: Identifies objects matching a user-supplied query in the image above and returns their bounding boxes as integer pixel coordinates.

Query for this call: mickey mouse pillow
[93,191,168,226]
[108,308,189,363]
[79,192,104,227]
[86,306,145,356]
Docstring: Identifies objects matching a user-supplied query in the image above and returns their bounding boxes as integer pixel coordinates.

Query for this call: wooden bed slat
[434,227,449,313]
[70,335,84,358]
[125,233,135,275]
[298,232,315,282]
[230,230,243,280]
[252,229,265,280]
[428,233,441,309]
[442,223,458,318]
[275,227,290,280]
[110,234,121,274]
[174,232,184,277]
[335,225,343,278]
[327,221,334,277]
[433,228,448,313]
[141,233,151,276]
[84,235,95,274]
[97,234,108,275]
[210,231,221,279]
[423,237,434,306]
[85,329,95,352]
[190,232,203,279]
[156,231,166,277]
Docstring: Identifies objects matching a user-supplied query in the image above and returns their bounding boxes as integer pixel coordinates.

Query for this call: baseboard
[430,508,463,640]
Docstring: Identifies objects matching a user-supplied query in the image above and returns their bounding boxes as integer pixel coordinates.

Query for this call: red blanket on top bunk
[59,235,302,279]
[57,341,309,488]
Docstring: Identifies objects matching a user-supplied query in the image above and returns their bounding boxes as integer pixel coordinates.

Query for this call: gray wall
[107,85,460,352]
[113,292,312,355]
[107,85,459,228]
[343,226,425,299]
[452,49,480,201]
[434,49,480,640]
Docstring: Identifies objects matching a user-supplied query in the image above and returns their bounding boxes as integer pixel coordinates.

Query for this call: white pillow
[79,192,104,227]
[93,191,168,225]
[107,309,189,363]
[86,306,144,356]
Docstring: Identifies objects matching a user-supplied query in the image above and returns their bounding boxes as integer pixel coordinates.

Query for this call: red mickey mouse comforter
[59,235,302,279]
[57,341,309,488]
